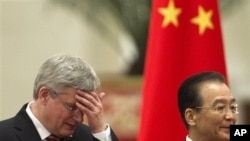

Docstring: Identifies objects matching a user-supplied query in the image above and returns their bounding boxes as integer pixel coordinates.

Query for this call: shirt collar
[26,101,51,140]
[186,135,193,141]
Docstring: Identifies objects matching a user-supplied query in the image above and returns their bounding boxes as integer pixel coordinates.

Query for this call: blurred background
[0,0,249,141]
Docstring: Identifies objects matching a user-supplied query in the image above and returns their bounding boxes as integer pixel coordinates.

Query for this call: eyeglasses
[50,90,80,114]
[196,104,239,114]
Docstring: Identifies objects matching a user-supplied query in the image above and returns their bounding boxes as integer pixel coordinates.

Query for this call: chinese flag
[138,0,226,141]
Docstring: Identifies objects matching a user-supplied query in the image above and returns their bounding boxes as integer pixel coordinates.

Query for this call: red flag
[138,0,226,141]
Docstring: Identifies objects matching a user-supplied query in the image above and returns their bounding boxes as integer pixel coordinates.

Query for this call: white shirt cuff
[92,124,112,141]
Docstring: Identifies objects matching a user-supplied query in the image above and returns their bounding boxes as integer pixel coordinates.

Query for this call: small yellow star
[158,0,182,28]
[191,6,214,35]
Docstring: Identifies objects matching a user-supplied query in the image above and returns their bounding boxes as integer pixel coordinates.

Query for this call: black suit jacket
[0,104,118,141]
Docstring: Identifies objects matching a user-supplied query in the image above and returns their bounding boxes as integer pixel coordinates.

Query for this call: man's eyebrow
[65,102,77,107]
[211,98,236,105]
[231,98,236,103]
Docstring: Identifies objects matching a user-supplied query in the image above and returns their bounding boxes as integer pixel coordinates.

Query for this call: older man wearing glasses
[0,54,118,141]
[178,71,238,141]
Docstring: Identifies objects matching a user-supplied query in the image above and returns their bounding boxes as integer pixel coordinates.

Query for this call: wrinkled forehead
[210,95,236,105]
[199,81,235,105]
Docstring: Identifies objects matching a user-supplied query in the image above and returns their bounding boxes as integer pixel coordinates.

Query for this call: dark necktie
[46,135,59,141]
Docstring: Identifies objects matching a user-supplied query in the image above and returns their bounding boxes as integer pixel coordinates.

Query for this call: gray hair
[33,54,100,99]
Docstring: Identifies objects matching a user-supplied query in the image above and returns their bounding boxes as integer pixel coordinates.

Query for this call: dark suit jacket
[0,104,119,141]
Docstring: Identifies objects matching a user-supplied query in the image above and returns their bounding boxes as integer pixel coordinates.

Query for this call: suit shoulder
[0,117,15,129]
[73,123,94,139]
[75,123,91,132]
[0,117,17,139]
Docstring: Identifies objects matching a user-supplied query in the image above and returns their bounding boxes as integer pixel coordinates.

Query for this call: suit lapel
[13,104,42,141]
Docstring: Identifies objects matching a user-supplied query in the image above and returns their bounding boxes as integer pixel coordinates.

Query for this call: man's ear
[185,108,197,126]
[38,86,50,103]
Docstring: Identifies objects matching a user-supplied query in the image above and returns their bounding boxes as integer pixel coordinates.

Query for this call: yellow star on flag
[191,5,214,35]
[158,0,182,28]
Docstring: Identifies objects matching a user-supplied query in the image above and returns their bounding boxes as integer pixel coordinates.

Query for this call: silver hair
[33,54,100,99]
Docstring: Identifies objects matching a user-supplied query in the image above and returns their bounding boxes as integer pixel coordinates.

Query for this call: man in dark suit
[178,72,238,141]
[0,54,118,141]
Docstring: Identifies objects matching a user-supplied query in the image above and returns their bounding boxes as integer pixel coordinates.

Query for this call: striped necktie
[46,135,59,141]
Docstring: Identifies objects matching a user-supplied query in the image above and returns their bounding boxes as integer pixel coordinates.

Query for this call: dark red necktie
[46,135,59,141]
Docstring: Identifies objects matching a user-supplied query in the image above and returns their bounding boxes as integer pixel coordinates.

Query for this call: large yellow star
[158,0,182,28]
[191,6,214,35]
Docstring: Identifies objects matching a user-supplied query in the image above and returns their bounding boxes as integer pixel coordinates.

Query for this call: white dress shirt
[186,135,193,141]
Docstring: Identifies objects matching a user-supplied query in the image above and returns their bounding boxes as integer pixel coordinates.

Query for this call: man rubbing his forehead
[0,54,119,141]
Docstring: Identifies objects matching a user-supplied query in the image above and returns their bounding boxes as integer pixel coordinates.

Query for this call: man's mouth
[65,122,77,130]
[220,127,230,133]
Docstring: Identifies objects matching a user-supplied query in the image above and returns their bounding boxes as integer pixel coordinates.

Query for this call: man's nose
[224,108,236,120]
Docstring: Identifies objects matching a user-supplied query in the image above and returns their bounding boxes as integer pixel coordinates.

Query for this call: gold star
[158,0,182,28]
[191,6,214,35]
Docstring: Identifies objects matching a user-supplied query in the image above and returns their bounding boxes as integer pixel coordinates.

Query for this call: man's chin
[59,130,74,138]
[59,127,75,137]
[219,131,230,141]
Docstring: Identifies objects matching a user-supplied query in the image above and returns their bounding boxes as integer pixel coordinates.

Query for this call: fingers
[75,90,106,132]
[75,90,104,116]
[99,92,105,101]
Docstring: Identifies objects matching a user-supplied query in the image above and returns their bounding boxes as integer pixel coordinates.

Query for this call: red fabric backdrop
[138,0,227,140]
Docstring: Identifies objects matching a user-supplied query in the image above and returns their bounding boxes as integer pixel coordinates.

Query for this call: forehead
[58,87,78,100]
[199,81,235,104]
